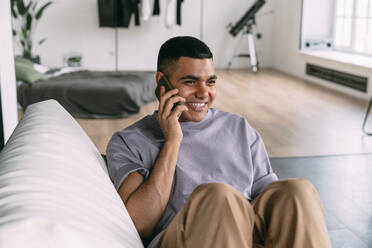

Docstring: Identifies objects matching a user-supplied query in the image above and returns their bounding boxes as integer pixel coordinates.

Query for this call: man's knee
[255,178,323,216]
[273,178,317,198]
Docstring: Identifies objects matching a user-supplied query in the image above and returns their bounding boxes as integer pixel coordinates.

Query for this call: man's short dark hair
[157,36,213,75]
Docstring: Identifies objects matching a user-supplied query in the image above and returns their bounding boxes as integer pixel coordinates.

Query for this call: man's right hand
[157,86,188,143]
[119,87,187,238]
[119,86,187,238]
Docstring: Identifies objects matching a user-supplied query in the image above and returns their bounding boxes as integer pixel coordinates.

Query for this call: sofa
[0,100,144,247]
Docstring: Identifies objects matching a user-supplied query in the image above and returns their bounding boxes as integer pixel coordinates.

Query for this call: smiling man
[157,55,216,122]
[106,36,331,248]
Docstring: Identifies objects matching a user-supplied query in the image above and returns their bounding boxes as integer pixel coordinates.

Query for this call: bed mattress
[17,70,157,119]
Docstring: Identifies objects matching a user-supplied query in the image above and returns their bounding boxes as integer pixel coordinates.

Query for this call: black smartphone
[155,76,181,107]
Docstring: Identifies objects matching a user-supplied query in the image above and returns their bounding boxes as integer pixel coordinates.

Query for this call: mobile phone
[155,76,181,107]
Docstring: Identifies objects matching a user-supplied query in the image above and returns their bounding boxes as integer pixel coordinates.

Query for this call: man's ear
[155,72,164,84]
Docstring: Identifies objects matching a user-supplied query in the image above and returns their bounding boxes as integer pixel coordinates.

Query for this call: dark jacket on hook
[153,0,160,15]
[176,0,184,25]
[98,0,140,27]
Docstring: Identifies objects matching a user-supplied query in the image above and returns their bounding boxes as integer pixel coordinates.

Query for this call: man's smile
[186,102,208,112]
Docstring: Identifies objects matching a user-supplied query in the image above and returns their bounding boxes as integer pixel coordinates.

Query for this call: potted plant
[11,0,53,64]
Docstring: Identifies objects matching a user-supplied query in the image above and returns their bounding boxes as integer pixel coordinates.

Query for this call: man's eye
[208,80,216,85]
[184,81,195,85]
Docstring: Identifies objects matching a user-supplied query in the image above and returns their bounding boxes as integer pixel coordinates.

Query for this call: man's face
[157,56,217,122]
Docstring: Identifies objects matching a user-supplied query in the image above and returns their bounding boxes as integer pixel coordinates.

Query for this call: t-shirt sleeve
[249,128,278,199]
[106,132,150,191]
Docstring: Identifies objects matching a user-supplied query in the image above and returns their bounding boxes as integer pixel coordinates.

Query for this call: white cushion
[0,100,143,248]
[33,63,50,74]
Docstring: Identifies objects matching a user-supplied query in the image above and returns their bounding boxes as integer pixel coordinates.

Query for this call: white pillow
[0,100,143,248]
[50,67,85,77]
[33,63,50,74]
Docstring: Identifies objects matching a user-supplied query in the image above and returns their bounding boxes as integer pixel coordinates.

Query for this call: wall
[272,0,372,100]
[18,0,274,70]
[302,0,334,40]
[0,0,18,145]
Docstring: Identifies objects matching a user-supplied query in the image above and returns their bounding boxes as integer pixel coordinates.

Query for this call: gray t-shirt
[106,108,278,247]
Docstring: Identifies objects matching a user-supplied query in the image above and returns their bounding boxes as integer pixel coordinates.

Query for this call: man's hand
[116,49,213,238]
[157,86,188,143]
[119,87,187,238]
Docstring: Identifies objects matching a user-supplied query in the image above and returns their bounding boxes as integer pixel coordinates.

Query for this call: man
[106,36,331,248]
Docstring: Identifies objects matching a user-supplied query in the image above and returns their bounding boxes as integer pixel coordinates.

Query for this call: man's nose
[195,84,209,98]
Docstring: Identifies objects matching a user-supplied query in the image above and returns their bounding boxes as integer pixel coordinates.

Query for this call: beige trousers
[155,179,332,248]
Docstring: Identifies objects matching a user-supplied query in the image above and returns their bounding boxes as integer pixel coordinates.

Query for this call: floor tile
[359,230,372,247]
[324,209,345,231]
[329,229,370,248]
[270,154,372,247]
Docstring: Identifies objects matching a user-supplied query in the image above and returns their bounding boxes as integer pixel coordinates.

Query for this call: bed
[17,67,157,119]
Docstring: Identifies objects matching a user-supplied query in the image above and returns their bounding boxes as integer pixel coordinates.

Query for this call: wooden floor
[20,68,372,157]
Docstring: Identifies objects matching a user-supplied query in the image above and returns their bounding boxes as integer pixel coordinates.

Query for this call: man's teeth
[188,103,206,107]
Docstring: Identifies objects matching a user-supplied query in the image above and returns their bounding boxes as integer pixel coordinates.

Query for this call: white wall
[272,0,372,100]
[0,0,18,143]
[302,0,334,39]
[19,0,274,70]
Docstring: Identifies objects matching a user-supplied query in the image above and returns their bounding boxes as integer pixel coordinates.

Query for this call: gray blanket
[17,70,157,119]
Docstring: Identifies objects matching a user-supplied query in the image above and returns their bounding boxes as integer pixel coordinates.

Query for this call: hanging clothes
[176,0,183,25]
[98,0,141,27]
[119,0,140,27]
[133,0,140,26]
[141,0,152,21]
[98,0,119,27]
[98,0,184,28]
[165,0,176,28]
[153,0,160,15]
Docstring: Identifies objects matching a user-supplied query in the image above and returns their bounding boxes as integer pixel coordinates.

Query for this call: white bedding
[0,100,143,248]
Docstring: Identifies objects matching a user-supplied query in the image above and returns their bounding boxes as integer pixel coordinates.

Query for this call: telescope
[227,0,266,72]
[229,0,266,37]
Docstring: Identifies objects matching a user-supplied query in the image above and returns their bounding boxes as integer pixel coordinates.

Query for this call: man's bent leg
[155,182,255,248]
[252,178,332,248]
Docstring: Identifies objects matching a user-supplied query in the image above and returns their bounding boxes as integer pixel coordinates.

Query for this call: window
[334,0,372,55]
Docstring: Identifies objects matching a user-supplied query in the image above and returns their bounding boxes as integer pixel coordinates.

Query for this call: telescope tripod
[227,24,258,73]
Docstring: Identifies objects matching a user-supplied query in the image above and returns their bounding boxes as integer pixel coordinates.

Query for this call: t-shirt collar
[151,109,213,129]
